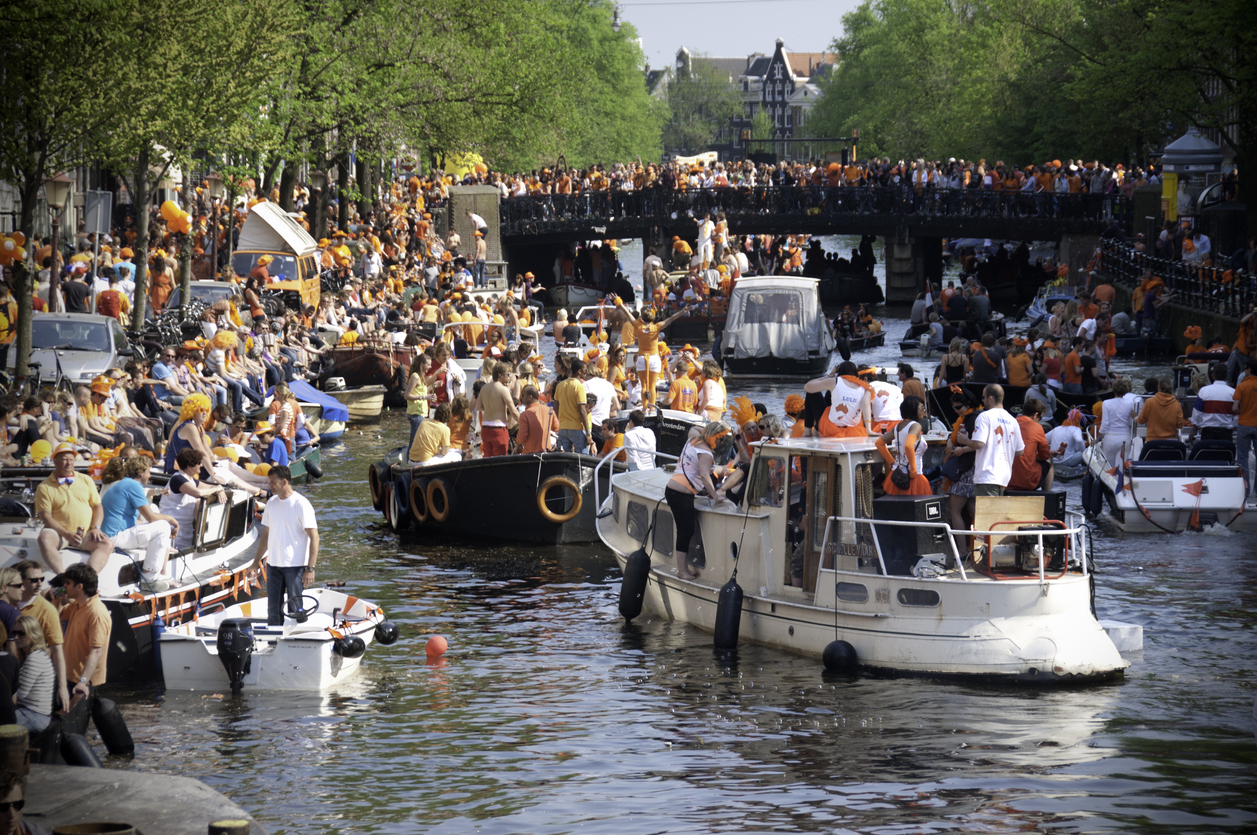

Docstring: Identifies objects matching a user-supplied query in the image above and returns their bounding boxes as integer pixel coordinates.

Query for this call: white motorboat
[1081,432,1256,533]
[595,437,1136,680]
[719,277,835,378]
[324,383,387,422]
[159,587,399,692]
[0,485,262,682]
[548,282,604,310]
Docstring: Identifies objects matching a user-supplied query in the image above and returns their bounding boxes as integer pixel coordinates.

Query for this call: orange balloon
[160,200,180,221]
[9,232,25,247]
[425,635,448,658]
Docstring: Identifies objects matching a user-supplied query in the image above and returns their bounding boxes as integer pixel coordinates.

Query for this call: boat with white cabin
[718,276,835,378]
[595,436,1137,680]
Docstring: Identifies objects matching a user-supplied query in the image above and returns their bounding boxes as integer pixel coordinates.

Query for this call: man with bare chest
[478,363,518,458]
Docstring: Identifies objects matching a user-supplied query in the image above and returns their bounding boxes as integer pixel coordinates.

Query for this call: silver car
[6,312,135,387]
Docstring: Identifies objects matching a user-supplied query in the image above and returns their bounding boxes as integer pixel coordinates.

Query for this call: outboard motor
[216,618,255,696]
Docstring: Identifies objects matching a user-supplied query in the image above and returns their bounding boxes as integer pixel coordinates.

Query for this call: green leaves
[661,54,744,156]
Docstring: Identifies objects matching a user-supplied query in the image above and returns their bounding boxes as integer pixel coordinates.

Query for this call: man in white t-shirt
[584,365,620,427]
[1076,317,1098,342]
[695,212,715,269]
[251,465,319,625]
[963,384,1025,496]
[623,409,657,471]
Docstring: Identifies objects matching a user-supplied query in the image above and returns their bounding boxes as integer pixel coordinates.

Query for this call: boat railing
[820,511,1090,583]
[593,445,681,517]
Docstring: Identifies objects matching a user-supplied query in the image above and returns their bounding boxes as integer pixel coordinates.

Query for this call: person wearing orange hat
[250,254,273,285]
[34,441,114,574]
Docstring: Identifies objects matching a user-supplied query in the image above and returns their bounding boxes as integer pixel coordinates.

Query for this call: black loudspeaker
[872,495,949,576]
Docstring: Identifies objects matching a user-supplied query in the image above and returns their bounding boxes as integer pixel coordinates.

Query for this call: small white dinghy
[159,587,400,693]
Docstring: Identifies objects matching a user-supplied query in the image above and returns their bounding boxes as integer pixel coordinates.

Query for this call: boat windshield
[232,252,299,282]
[31,319,111,351]
[734,290,804,327]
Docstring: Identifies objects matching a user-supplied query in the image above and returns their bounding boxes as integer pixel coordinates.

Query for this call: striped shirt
[16,650,54,716]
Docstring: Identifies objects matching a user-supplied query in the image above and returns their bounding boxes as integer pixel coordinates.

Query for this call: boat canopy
[237,201,319,258]
[723,276,833,361]
[287,379,349,423]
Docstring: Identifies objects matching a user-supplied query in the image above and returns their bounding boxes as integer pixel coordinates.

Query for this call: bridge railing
[500,185,1130,235]
[1098,239,1256,317]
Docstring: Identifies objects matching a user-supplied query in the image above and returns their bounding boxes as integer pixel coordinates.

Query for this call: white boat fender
[375,621,401,645]
[216,618,256,697]
[305,458,324,479]
[333,634,367,659]
[713,542,743,651]
[823,640,858,673]
[60,733,103,768]
[90,695,135,757]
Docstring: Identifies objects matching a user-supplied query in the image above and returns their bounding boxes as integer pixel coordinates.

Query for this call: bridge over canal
[450,185,1130,303]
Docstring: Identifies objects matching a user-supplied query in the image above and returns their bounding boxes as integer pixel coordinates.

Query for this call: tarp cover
[236,201,319,257]
[725,277,833,361]
[288,380,349,423]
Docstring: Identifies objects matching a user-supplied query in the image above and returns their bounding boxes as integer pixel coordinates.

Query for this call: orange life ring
[426,477,455,523]
[409,477,430,525]
[537,475,582,524]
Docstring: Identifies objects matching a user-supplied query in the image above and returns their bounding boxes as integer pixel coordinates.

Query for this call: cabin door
[802,456,836,593]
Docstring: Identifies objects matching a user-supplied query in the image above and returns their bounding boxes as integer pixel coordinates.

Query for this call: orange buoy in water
[426,635,448,659]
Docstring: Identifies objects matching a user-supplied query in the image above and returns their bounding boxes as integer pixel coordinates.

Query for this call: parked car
[7,312,134,386]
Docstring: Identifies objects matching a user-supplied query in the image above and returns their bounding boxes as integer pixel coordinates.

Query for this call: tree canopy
[661,56,744,156]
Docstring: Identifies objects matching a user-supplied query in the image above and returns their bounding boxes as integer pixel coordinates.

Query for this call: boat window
[836,582,868,603]
[748,456,785,507]
[897,588,940,607]
[653,510,674,556]
[626,500,650,542]
[731,289,804,327]
[809,464,829,551]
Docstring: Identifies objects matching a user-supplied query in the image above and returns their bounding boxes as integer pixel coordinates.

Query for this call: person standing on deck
[249,465,319,626]
[958,384,1024,497]
[611,297,692,411]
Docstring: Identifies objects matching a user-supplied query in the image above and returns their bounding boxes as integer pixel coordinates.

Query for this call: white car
[7,312,136,386]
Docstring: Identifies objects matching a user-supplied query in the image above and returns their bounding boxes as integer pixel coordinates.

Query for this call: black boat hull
[722,354,831,379]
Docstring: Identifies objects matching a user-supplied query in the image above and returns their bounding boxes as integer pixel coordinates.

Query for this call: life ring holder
[537,475,582,524]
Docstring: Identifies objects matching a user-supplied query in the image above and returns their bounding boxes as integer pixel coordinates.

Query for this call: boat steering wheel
[300,594,320,616]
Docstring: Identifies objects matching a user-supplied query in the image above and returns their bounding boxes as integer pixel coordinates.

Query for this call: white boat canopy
[236,200,319,258]
[724,276,834,361]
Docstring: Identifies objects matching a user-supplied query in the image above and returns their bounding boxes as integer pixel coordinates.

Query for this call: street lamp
[205,174,225,275]
[42,172,73,309]
[611,3,622,32]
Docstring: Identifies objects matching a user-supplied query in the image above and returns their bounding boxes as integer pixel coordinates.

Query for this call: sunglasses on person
[23,576,41,585]
[0,800,24,812]
[5,583,21,589]
[9,630,24,638]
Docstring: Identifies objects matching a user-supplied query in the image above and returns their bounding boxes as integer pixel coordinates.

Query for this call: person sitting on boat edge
[1008,398,1053,492]
[33,442,113,575]
[622,409,657,471]
[1045,409,1089,470]
[165,448,230,552]
[410,403,461,467]
[599,419,626,463]
[665,421,730,581]
[803,361,872,438]
[249,465,319,627]
[875,395,932,496]
[100,455,180,592]
[253,422,289,469]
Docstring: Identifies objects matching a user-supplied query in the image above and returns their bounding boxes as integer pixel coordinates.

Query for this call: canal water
[105,238,1256,834]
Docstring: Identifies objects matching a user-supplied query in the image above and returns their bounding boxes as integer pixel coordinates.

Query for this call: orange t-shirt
[1063,351,1082,385]
[1234,376,1257,426]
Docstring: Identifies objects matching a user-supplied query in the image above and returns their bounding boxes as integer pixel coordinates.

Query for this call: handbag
[940,455,963,483]
[891,467,912,490]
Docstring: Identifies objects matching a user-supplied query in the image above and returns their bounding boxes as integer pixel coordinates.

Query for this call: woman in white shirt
[1098,377,1142,465]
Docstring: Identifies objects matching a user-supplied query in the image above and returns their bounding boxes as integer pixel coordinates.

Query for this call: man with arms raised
[34,442,112,573]
[250,465,319,626]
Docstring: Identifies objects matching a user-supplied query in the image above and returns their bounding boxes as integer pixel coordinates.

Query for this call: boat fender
[537,475,582,524]
[409,477,430,525]
[333,634,367,659]
[713,577,744,650]
[837,335,851,362]
[427,477,456,524]
[381,483,393,526]
[151,612,166,675]
[90,696,135,757]
[60,733,103,768]
[374,621,401,645]
[822,640,858,673]
[305,458,324,479]
[1087,473,1105,516]
[216,617,255,697]
[392,472,413,529]
[368,463,389,511]
[618,547,651,622]
[1080,472,1095,514]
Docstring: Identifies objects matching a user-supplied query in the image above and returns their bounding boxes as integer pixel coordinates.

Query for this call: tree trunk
[355,153,370,220]
[178,174,193,305]
[11,173,42,389]
[130,147,151,336]
[337,151,350,232]
[278,160,297,212]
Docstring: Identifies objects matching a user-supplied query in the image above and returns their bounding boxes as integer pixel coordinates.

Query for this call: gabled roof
[785,52,836,78]
[694,56,749,82]
[744,56,772,78]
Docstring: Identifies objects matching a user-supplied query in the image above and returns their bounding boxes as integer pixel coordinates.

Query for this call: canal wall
[1100,277,1244,355]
